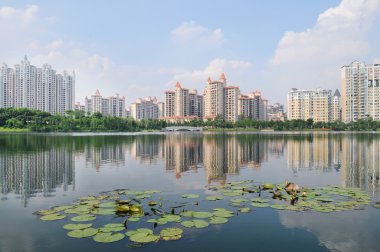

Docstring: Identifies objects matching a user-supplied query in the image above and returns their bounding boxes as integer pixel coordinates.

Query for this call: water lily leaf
[100,223,125,232]
[205,195,224,201]
[53,205,73,212]
[270,205,288,210]
[181,220,195,228]
[135,194,151,199]
[80,196,97,201]
[180,211,194,217]
[65,208,90,215]
[209,216,228,224]
[372,203,380,209]
[98,202,116,208]
[231,198,248,204]
[63,223,92,230]
[92,208,115,215]
[193,219,209,228]
[93,232,125,243]
[262,183,276,190]
[40,214,66,221]
[315,197,334,202]
[160,228,183,237]
[38,210,57,215]
[148,201,157,206]
[129,205,142,212]
[67,228,98,238]
[129,232,159,243]
[160,214,181,222]
[213,211,234,218]
[193,211,213,218]
[71,214,96,222]
[116,205,130,212]
[238,207,251,213]
[251,202,270,208]
[223,191,241,197]
[144,190,161,194]
[251,198,270,203]
[182,194,199,199]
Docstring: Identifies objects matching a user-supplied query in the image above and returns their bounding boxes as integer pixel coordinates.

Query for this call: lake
[0,132,379,252]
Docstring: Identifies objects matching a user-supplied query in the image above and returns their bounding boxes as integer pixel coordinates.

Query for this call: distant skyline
[0,0,379,105]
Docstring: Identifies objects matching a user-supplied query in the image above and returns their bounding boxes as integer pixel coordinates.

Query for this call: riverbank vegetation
[1,108,380,132]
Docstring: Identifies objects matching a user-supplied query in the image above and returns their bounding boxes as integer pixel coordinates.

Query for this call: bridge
[164,126,203,132]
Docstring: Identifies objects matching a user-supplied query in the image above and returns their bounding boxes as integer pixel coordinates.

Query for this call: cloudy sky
[0,0,379,105]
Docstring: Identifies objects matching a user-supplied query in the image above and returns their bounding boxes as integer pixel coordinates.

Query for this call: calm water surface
[0,132,379,252]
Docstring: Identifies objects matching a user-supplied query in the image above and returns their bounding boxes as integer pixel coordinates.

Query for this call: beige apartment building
[204,74,226,119]
[287,88,340,122]
[341,61,380,122]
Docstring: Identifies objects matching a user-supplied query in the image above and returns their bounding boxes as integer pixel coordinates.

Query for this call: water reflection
[0,133,380,206]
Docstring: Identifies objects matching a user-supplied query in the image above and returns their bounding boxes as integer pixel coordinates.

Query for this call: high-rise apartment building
[164,82,203,121]
[0,56,75,114]
[129,96,162,120]
[341,61,380,122]
[287,88,336,122]
[224,86,240,122]
[267,102,285,121]
[331,90,341,122]
[237,90,268,121]
[204,74,226,119]
[85,90,125,117]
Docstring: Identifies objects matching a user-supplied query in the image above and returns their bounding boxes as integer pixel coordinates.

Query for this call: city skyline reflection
[0,133,379,206]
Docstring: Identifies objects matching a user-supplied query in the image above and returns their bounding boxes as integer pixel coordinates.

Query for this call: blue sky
[0,0,379,105]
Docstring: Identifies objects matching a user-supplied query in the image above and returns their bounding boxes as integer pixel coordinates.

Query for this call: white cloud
[264,0,380,104]
[0,5,38,22]
[171,21,223,45]
[168,58,253,91]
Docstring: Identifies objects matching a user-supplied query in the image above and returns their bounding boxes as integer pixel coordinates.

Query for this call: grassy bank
[0,127,30,133]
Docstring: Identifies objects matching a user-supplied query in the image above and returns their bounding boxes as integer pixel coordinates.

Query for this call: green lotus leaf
[126,230,138,237]
[262,183,276,190]
[270,205,288,210]
[40,214,66,221]
[213,211,234,218]
[148,201,157,206]
[223,191,241,197]
[160,214,181,222]
[144,190,161,194]
[231,198,248,204]
[251,202,270,208]
[129,232,159,243]
[160,228,183,237]
[315,197,334,202]
[210,216,228,224]
[180,211,194,217]
[193,211,213,218]
[129,205,142,212]
[98,202,116,208]
[53,205,73,212]
[93,232,125,243]
[181,220,195,228]
[100,223,125,232]
[92,208,115,215]
[182,194,199,199]
[135,194,151,199]
[251,198,270,203]
[193,219,209,228]
[238,207,251,213]
[116,205,130,212]
[65,208,90,215]
[80,196,96,201]
[71,214,96,222]
[38,210,57,215]
[205,195,223,201]
[63,223,92,230]
[67,228,98,238]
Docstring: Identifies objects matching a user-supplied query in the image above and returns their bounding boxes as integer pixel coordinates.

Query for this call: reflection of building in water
[85,144,126,171]
[131,136,164,164]
[342,135,380,194]
[165,134,203,179]
[286,135,341,173]
[0,148,74,207]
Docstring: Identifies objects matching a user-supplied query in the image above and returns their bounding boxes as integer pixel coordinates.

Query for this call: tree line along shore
[1,108,380,132]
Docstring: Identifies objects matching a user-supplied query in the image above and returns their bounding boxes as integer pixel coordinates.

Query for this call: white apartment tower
[204,74,226,119]
[129,96,162,120]
[0,56,75,114]
[331,89,341,122]
[85,90,125,117]
[341,61,380,122]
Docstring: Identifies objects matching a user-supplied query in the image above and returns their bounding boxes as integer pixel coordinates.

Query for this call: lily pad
[129,232,159,243]
[251,202,270,208]
[128,217,140,222]
[40,214,66,221]
[181,220,195,228]
[63,223,93,230]
[209,216,228,224]
[251,198,270,203]
[193,219,209,228]
[71,214,96,222]
[100,223,125,232]
[67,228,98,238]
[99,202,116,208]
[213,210,234,218]
[193,211,213,218]
[93,232,125,243]
[160,227,183,239]
[182,194,199,199]
[238,207,251,213]
[206,195,224,201]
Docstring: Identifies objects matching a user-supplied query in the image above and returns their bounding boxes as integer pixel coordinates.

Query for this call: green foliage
[1,108,380,132]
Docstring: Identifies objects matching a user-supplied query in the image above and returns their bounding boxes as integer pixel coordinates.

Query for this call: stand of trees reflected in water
[1,133,379,206]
